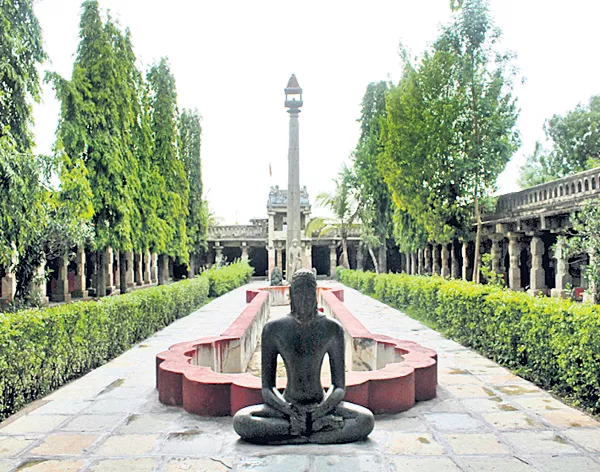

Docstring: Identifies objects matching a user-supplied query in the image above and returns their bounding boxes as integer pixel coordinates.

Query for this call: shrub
[338,269,600,413]
[0,261,253,420]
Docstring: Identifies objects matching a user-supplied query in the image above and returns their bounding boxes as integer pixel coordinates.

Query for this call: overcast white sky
[32,0,600,224]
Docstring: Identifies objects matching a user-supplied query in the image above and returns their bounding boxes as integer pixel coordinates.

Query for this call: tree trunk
[368,246,379,274]
[119,252,128,294]
[378,244,387,274]
[188,254,195,279]
[95,250,106,298]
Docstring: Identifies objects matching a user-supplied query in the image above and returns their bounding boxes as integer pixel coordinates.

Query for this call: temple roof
[267,186,310,208]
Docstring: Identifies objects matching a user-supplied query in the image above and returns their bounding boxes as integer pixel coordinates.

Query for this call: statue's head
[290,268,318,322]
[292,239,298,247]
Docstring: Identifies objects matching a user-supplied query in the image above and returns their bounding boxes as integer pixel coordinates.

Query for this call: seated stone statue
[233,269,374,444]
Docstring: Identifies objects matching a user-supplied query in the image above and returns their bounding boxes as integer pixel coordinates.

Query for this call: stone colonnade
[0,247,165,306]
[399,233,583,298]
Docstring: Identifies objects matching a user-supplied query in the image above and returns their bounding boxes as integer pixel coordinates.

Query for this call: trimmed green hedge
[0,261,253,420]
[338,268,600,413]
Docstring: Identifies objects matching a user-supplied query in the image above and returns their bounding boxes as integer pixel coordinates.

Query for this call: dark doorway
[249,247,268,278]
[387,244,402,273]
[222,247,242,264]
[520,245,531,290]
[312,245,330,275]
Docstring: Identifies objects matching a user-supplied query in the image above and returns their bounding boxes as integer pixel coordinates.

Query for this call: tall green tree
[147,58,189,276]
[49,0,137,295]
[380,0,519,281]
[353,82,394,272]
[520,95,600,188]
[179,108,208,276]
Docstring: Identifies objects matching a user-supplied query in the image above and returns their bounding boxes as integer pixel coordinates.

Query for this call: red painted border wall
[156,286,437,416]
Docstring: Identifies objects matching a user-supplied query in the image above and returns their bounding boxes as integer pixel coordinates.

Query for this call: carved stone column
[241,242,249,262]
[72,246,88,298]
[490,238,502,275]
[329,245,337,278]
[432,245,441,275]
[508,235,522,291]
[411,252,418,275]
[215,245,223,267]
[424,245,431,275]
[462,241,470,281]
[529,236,546,295]
[134,252,143,286]
[151,253,158,283]
[1,249,17,305]
[125,252,134,288]
[551,242,571,298]
[276,246,282,270]
[418,248,424,275]
[143,251,152,285]
[105,247,115,294]
[441,244,450,278]
[451,243,460,279]
[268,246,276,280]
[52,253,71,303]
[33,257,49,306]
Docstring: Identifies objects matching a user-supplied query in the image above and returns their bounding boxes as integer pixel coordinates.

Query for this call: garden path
[1,282,599,471]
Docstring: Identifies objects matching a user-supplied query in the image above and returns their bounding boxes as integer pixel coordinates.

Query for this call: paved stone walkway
[1,282,599,471]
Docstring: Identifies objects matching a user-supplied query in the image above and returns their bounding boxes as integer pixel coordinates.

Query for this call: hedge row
[0,261,253,420]
[338,268,600,413]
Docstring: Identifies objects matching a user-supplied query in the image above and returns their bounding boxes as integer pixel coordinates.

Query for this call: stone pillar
[411,252,418,276]
[276,246,283,270]
[215,245,223,267]
[143,251,152,285]
[424,245,432,275]
[441,244,450,278]
[125,252,134,288]
[33,258,49,306]
[551,243,571,298]
[268,246,276,280]
[508,235,522,291]
[462,242,470,281]
[418,248,424,275]
[329,245,337,278]
[528,236,545,295]
[356,245,364,271]
[157,254,169,285]
[151,253,158,283]
[113,250,121,293]
[241,242,249,262]
[105,248,115,294]
[404,252,410,274]
[134,252,143,286]
[1,249,17,305]
[52,253,71,303]
[286,88,302,279]
[491,238,502,275]
[432,245,441,275]
[72,246,88,298]
[584,254,598,303]
[303,242,312,269]
[451,243,460,279]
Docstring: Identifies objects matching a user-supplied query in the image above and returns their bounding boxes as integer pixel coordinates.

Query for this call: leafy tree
[0,0,46,152]
[147,58,189,275]
[179,108,208,275]
[353,82,394,272]
[308,165,359,269]
[520,95,600,188]
[380,0,519,282]
[49,0,137,295]
[557,200,600,303]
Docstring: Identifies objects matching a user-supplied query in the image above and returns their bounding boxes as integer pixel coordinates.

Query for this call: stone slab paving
[1,282,600,471]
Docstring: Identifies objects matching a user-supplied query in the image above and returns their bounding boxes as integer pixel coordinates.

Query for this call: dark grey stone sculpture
[234,269,374,444]
[270,267,283,286]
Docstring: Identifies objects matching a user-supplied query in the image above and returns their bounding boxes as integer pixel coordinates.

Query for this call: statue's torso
[267,315,343,405]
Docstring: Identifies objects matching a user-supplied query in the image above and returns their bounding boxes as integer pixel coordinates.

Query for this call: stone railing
[486,167,600,221]
[208,225,267,241]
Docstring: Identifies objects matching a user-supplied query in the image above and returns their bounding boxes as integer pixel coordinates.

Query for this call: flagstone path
[1,282,599,472]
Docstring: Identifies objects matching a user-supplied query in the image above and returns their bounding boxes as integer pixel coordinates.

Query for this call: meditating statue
[287,239,302,279]
[233,269,374,444]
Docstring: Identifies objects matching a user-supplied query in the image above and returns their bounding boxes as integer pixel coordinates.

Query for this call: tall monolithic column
[285,75,303,278]
[507,235,522,291]
[529,235,546,295]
